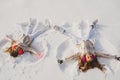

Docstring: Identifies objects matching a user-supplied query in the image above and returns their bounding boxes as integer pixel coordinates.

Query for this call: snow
[0,0,120,80]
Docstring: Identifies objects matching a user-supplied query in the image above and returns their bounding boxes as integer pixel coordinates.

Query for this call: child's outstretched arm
[65,53,80,61]
[95,52,115,59]
[95,52,120,61]
[57,53,80,64]
[25,47,43,59]
[24,47,37,54]
[5,35,16,44]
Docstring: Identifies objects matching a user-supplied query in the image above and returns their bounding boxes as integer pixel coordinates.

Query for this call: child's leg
[27,18,37,34]
[32,20,51,35]
[29,28,48,40]
[91,19,98,29]
[54,25,76,39]
[54,25,66,34]
[87,19,98,40]
[54,25,83,45]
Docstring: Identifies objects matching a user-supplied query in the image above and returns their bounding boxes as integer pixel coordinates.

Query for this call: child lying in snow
[5,19,50,59]
[54,20,120,72]
[57,40,120,72]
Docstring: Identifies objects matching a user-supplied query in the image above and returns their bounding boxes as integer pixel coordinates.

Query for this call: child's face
[85,53,93,62]
[12,44,18,51]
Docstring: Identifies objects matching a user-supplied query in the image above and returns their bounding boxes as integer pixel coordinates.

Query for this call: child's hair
[78,56,105,72]
[5,47,18,58]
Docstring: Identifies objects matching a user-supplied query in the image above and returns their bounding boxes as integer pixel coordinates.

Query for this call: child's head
[5,46,18,58]
[78,56,105,72]
[82,53,96,62]
[10,50,18,57]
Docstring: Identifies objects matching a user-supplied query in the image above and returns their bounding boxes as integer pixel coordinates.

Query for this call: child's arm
[65,53,80,61]
[23,47,36,54]
[5,35,16,44]
[96,52,120,61]
[24,47,43,59]
[95,52,116,59]
[57,53,80,64]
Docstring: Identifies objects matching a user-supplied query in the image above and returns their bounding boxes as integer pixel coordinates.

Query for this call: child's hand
[5,35,11,40]
[36,53,44,59]
[5,35,16,43]
[57,59,63,64]
[115,56,120,61]
[6,35,9,38]
[5,35,11,39]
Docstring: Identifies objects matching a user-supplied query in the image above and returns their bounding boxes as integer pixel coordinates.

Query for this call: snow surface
[0,0,120,80]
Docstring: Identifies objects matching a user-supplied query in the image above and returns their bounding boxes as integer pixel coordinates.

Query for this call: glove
[36,53,43,59]
[114,56,120,61]
[53,25,66,33]
[57,59,63,64]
